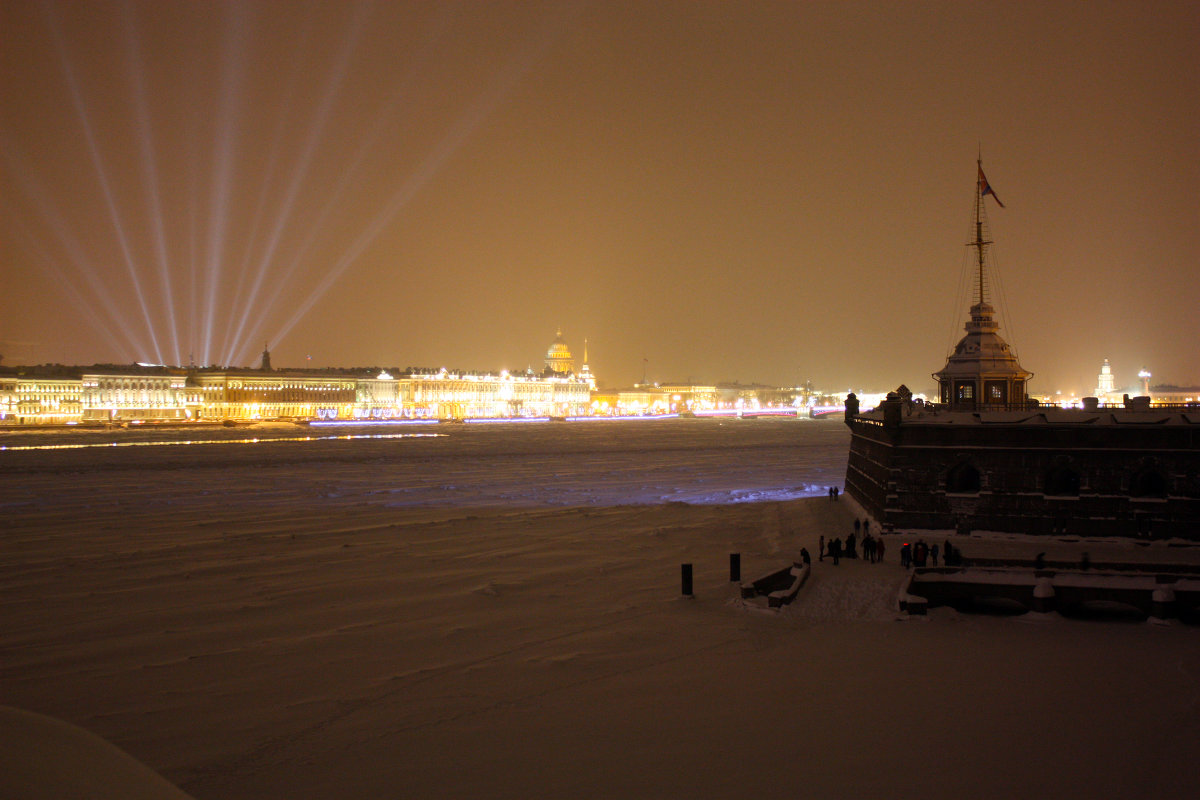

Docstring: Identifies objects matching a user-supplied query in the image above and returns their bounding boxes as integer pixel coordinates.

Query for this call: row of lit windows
[93,380,176,391]
[9,391,174,403]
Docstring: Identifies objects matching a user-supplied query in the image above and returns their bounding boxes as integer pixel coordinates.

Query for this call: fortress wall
[845,413,1200,538]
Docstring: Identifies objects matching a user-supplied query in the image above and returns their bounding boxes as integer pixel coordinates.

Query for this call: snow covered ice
[2,418,1198,799]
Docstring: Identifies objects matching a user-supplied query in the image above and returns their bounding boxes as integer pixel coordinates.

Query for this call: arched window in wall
[1130,468,1168,498]
[1044,465,1081,496]
[946,462,981,494]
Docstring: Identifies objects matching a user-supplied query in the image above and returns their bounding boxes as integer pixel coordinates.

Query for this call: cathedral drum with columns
[544,329,574,375]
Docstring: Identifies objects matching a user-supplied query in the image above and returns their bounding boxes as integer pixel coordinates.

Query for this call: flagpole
[976,156,985,305]
[972,156,997,306]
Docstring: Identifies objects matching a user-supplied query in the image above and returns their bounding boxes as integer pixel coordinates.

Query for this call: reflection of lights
[694,408,797,417]
[566,414,679,422]
[0,432,443,452]
[310,418,434,427]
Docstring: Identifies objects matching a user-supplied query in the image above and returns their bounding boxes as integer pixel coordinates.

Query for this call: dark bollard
[1152,586,1175,620]
[729,553,741,582]
[681,563,693,596]
[1032,577,1056,614]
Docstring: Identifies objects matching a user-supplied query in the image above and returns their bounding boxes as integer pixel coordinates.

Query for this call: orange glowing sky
[1,0,1197,394]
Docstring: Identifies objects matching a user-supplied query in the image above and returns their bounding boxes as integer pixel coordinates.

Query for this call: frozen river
[4,415,1199,800]
[0,416,850,513]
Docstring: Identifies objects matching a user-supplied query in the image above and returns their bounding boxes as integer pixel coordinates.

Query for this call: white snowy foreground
[1,419,1198,799]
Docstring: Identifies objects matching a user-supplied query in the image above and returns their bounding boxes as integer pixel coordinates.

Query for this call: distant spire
[579,337,595,388]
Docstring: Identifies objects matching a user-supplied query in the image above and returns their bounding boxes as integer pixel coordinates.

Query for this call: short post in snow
[681,563,694,597]
[729,553,741,582]
[1152,585,1176,620]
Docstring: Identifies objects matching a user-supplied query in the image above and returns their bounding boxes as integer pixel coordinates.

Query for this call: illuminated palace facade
[0,366,594,424]
[0,335,594,424]
[0,333,840,425]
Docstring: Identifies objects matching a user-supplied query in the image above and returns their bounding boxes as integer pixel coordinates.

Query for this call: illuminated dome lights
[544,329,574,374]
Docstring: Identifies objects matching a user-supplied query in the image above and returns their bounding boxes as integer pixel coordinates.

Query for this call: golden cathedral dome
[545,329,574,374]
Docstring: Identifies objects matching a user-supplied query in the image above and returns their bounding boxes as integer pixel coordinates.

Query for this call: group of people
[817,518,886,566]
[826,486,841,501]
[898,538,960,568]
[814,520,968,570]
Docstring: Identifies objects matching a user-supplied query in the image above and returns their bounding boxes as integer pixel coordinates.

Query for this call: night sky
[2,0,1197,395]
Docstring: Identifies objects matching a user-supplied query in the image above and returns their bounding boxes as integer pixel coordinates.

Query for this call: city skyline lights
[1,1,1197,392]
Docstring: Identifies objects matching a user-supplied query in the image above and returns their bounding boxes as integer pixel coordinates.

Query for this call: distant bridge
[692,408,800,419]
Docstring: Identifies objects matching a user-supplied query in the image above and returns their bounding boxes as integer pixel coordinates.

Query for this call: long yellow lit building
[0,333,849,425]
[0,333,594,424]
[0,367,594,424]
